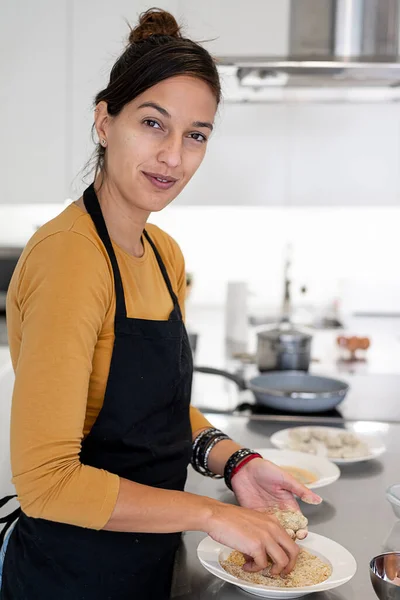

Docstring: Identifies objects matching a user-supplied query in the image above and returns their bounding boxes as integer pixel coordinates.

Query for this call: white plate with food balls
[270,426,386,465]
[253,449,340,490]
[197,531,357,599]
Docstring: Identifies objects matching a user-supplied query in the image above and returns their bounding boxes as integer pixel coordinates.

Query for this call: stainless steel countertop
[176,414,399,599]
[192,369,400,423]
[188,306,400,423]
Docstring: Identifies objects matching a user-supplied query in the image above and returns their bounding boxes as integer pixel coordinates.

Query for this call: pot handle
[193,366,247,391]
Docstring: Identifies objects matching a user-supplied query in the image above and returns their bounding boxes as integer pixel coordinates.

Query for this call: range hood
[218,0,400,101]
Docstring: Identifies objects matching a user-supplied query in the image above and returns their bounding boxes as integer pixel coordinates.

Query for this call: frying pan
[193,367,349,414]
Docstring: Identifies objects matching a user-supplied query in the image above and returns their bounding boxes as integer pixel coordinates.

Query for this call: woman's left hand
[231,458,322,540]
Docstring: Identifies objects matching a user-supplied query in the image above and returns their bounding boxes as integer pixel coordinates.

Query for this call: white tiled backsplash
[0,203,399,315]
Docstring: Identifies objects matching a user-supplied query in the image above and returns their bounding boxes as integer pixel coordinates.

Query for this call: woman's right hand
[206,502,299,577]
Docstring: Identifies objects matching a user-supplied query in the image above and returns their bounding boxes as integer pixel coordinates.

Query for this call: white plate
[270,426,386,464]
[197,532,357,599]
[253,448,340,490]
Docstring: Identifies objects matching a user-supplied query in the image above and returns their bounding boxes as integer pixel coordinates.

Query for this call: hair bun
[129,7,182,44]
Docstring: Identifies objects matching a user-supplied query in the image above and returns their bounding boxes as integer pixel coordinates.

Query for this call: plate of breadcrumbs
[252,448,341,490]
[197,532,356,598]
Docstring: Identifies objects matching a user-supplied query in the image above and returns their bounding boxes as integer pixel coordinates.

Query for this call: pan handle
[193,366,247,391]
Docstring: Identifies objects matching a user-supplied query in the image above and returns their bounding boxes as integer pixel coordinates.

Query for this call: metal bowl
[370,552,400,599]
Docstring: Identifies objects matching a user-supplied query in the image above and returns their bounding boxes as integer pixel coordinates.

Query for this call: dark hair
[88,7,221,180]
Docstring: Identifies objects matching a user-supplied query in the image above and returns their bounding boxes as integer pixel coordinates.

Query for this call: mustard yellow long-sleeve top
[6,202,211,530]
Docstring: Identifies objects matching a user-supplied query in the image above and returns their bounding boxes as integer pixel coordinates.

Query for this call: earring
[101,138,107,147]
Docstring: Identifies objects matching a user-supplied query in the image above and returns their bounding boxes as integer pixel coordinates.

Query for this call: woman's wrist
[190,427,262,485]
[224,449,263,491]
[206,439,242,476]
[192,495,225,533]
[230,456,264,491]
[192,428,231,477]
[191,427,241,478]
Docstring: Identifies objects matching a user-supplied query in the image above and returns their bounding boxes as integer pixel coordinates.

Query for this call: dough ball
[289,429,312,444]
[273,510,308,533]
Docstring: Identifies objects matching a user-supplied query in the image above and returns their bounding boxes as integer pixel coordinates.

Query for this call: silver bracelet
[204,434,228,479]
[191,428,215,469]
[194,431,227,476]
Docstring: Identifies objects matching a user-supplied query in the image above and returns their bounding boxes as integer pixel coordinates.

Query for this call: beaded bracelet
[224,448,262,491]
[231,453,261,479]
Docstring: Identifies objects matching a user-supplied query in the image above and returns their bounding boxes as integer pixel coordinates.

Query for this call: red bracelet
[230,452,262,481]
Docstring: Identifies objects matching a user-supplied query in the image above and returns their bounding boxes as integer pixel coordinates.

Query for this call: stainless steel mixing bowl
[370,553,400,599]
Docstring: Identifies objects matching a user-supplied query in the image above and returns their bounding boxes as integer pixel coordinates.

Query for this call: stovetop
[235,401,343,419]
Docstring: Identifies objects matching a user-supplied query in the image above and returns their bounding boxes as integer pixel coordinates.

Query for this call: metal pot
[256,323,312,372]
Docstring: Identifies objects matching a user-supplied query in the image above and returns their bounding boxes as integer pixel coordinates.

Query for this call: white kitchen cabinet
[287,104,400,206]
[0,0,68,204]
[175,104,287,205]
[177,0,290,57]
[69,0,179,198]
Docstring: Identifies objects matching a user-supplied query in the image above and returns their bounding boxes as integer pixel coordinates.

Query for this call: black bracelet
[192,428,215,464]
[202,434,228,478]
[194,431,229,476]
[224,448,260,491]
[191,428,230,477]
[192,429,222,472]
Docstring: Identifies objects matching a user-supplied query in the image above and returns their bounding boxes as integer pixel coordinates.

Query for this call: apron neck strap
[83,183,127,319]
[143,230,182,320]
[83,183,182,321]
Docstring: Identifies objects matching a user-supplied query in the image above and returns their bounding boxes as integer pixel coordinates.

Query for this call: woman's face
[95,75,217,212]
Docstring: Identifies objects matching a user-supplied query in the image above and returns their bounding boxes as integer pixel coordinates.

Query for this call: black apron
[0,182,193,599]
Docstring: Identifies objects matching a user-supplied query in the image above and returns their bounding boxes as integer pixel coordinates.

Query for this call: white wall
[0,200,398,316]
[1,2,400,316]
[0,0,68,204]
[149,205,400,314]
[1,1,400,206]
[171,102,400,207]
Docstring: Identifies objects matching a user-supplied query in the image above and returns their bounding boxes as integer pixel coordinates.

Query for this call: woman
[0,9,321,599]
